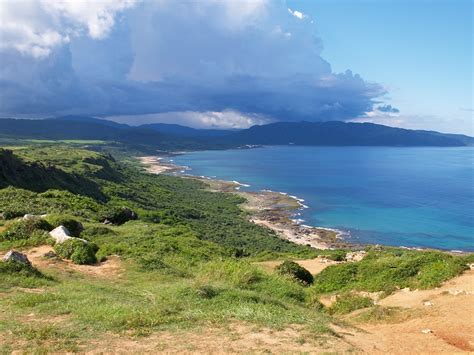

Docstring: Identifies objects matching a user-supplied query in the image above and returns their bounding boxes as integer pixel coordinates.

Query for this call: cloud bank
[0,0,386,128]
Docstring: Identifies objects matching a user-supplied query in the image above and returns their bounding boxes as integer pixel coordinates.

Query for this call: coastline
[139,155,353,250]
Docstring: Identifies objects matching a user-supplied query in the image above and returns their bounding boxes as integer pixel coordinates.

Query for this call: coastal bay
[140,155,344,250]
[170,146,474,252]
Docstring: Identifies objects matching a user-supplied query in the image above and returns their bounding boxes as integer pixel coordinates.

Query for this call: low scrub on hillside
[54,239,98,265]
[0,260,53,290]
[0,143,472,352]
[313,248,470,295]
[276,260,314,285]
[329,293,374,315]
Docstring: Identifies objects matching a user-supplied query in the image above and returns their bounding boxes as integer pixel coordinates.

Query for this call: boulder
[49,225,73,243]
[22,214,36,221]
[49,225,89,244]
[2,250,31,265]
[345,250,367,262]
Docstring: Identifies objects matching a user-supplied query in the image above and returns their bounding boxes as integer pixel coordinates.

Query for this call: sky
[288,0,473,134]
[0,0,472,134]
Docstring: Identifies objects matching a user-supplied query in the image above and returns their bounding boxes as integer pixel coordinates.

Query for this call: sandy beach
[139,156,187,174]
[140,155,350,250]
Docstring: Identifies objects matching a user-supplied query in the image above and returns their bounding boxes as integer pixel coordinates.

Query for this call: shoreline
[139,155,354,250]
[139,154,472,254]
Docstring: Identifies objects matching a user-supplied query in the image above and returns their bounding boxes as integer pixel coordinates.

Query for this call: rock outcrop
[49,225,88,244]
[2,250,31,265]
[49,225,73,243]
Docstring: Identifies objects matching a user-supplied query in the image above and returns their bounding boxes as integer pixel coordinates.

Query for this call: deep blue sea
[172,146,474,251]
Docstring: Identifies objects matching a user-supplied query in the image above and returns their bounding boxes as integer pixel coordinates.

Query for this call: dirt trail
[340,270,474,353]
[256,257,474,353]
[5,248,473,353]
[255,257,339,275]
[25,245,124,279]
[86,323,354,354]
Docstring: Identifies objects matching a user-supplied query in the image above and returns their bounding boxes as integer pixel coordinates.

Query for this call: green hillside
[0,143,472,352]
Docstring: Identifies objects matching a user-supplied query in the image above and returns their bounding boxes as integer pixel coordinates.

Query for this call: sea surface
[172,146,474,251]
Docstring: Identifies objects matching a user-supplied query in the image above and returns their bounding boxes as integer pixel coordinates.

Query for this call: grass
[26,139,107,145]
[329,293,374,315]
[312,247,470,295]
[0,260,54,291]
[0,141,472,352]
[352,306,418,324]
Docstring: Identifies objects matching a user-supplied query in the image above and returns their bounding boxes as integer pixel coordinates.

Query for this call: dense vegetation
[0,142,472,352]
[313,248,470,295]
[0,146,315,258]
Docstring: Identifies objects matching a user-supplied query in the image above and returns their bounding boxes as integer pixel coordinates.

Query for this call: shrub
[196,285,221,299]
[313,249,468,295]
[0,218,52,241]
[306,293,326,311]
[54,239,97,265]
[137,254,188,277]
[100,207,137,225]
[1,209,25,220]
[44,215,83,237]
[324,250,347,261]
[329,293,374,315]
[0,259,48,280]
[71,245,97,265]
[81,226,116,238]
[138,256,169,271]
[276,260,314,285]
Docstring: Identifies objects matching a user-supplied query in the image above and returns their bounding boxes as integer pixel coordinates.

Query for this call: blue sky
[0,0,472,134]
[288,0,473,134]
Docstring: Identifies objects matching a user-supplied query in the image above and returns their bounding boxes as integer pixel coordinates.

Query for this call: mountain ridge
[0,117,472,149]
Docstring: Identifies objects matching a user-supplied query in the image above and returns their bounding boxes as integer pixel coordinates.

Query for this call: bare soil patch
[25,245,124,279]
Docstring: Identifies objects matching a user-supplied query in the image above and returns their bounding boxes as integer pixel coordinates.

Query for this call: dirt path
[254,257,339,275]
[340,270,474,353]
[256,257,474,353]
[25,245,124,279]
[85,323,354,354]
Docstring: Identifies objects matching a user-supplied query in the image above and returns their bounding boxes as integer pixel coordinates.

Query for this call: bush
[82,226,116,238]
[0,218,52,241]
[100,207,137,225]
[196,285,221,299]
[329,293,374,315]
[44,215,83,237]
[276,260,314,285]
[324,250,347,261]
[313,249,468,295]
[54,239,98,265]
[0,260,43,277]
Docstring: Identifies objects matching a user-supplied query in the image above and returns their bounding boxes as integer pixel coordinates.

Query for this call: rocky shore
[139,155,353,250]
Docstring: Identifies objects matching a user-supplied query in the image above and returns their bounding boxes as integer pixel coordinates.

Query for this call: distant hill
[224,121,473,147]
[0,118,471,149]
[0,149,104,199]
[0,117,216,151]
[140,123,235,137]
[53,115,130,129]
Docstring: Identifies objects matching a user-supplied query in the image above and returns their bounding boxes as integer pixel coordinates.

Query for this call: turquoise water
[173,146,474,251]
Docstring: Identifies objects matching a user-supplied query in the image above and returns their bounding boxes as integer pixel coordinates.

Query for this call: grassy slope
[0,142,472,352]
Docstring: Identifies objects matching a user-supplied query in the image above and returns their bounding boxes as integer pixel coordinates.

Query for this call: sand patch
[340,270,474,353]
[255,257,338,275]
[25,245,124,279]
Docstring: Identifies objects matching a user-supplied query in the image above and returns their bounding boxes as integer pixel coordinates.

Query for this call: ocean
[172,146,474,251]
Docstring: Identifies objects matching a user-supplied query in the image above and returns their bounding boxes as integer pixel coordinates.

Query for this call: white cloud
[351,112,474,136]
[0,0,137,58]
[288,8,305,20]
[0,0,384,124]
[42,0,138,39]
[106,110,272,129]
